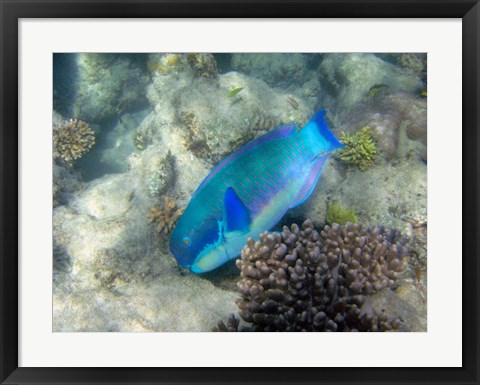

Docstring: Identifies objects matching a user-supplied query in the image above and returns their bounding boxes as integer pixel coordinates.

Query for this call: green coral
[326,202,359,225]
[338,126,377,170]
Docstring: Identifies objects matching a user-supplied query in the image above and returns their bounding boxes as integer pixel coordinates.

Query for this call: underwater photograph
[52,53,427,332]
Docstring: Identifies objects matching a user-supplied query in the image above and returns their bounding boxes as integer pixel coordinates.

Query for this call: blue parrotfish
[169,110,344,273]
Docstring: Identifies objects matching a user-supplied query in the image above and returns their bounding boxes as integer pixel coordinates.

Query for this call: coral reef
[338,126,377,170]
[397,53,427,78]
[231,53,313,88]
[148,196,183,234]
[53,53,149,123]
[147,54,183,76]
[326,202,359,225]
[51,53,427,333]
[249,113,283,133]
[53,170,238,332]
[336,92,427,162]
[179,111,213,159]
[146,67,313,164]
[368,83,389,97]
[53,242,72,275]
[318,53,424,124]
[215,219,408,332]
[287,96,299,109]
[53,163,83,207]
[187,53,218,78]
[132,127,153,151]
[53,118,96,165]
[147,151,175,197]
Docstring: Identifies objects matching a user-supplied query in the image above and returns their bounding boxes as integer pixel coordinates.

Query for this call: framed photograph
[1,1,478,384]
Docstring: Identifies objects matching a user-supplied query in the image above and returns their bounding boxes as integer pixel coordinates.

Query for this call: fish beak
[190,264,205,274]
[190,244,229,274]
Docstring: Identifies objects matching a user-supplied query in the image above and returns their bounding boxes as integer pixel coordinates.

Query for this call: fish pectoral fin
[289,154,330,209]
[223,187,251,232]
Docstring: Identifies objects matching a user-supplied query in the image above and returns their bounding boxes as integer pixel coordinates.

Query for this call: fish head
[169,211,229,273]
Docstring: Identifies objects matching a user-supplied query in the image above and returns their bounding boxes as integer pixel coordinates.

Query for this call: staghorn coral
[214,219,408,332]
[338,126,377,170]
[148,196,184,234]
[53,118,95,165]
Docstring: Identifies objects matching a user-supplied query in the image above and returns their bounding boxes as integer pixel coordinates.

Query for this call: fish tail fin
[299,109,344,154]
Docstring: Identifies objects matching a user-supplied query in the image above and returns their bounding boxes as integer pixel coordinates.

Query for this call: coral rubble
[53,118,96,165]
[215,219,408,332]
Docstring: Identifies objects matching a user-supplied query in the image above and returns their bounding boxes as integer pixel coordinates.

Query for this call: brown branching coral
[148,196,184,234]
[214,220,409,332]
[53,118,95,164]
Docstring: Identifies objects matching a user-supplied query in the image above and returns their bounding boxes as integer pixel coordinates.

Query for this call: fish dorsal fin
[223,187,251,232]
[289,154,330,209]
[193,123,297,198]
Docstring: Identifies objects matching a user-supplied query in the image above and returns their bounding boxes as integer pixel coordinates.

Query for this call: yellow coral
[338,126,377,171]
[53,118,95,165]
[165,54,181,66]
[147,54,181,76]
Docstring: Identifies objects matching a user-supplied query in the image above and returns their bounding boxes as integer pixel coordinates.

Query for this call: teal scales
[169,110,344,273]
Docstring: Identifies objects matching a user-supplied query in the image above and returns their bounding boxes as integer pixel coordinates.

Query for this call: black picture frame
[1,1,478,384]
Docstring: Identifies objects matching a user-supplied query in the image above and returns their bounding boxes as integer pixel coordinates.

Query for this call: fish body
[169,110,343,273]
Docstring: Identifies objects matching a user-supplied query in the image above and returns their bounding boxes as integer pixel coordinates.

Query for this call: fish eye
[182,236,191,246]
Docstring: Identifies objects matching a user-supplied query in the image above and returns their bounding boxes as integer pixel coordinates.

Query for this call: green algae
[326,202,359,225]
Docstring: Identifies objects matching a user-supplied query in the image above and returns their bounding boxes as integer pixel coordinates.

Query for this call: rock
[366,283,427,331]
[53,163,83,208]
[52,169,238,331]
[53,53,149,123]
[231,53,315,88]
[174,71,314,163]
[337,92,427,162]
[53,268,237,332]
[318,53,424,124]
[293,158,427,234]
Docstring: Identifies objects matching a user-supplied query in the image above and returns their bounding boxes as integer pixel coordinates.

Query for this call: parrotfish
[169,110,344,273]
